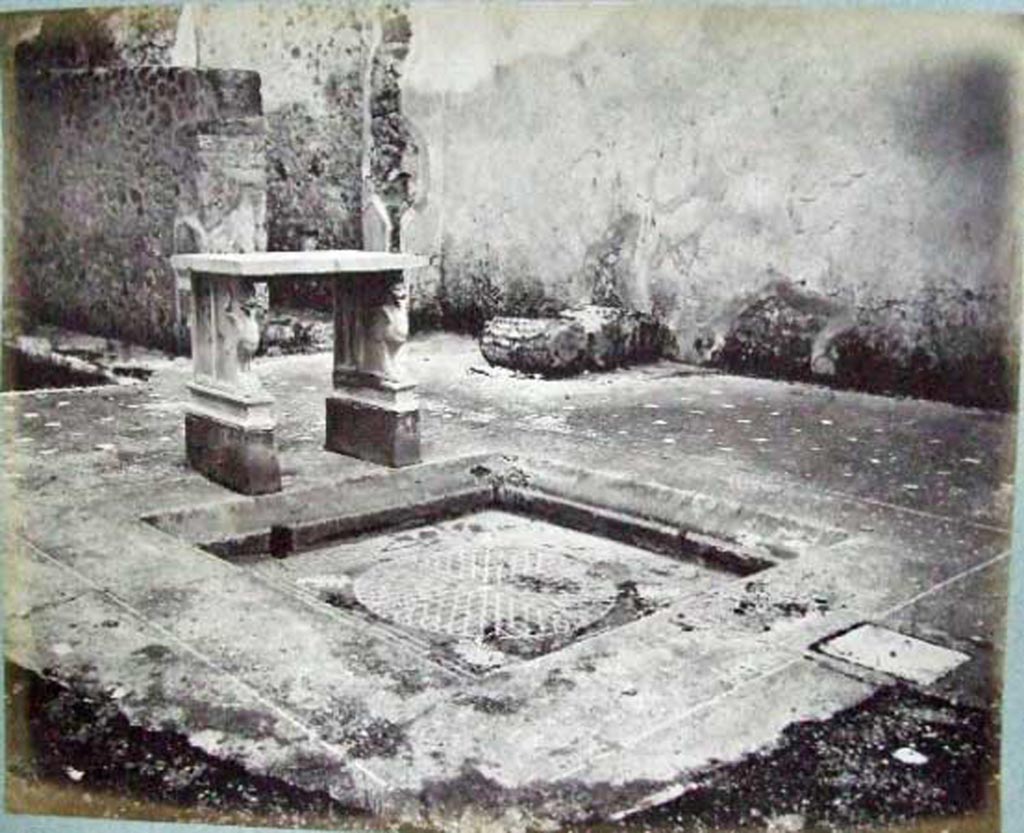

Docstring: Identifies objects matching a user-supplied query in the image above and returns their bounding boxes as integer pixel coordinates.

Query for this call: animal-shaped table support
[172,249,427,494]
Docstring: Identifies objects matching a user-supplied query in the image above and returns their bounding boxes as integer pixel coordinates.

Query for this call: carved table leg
[325,270,421,467]
[184,271,281,494]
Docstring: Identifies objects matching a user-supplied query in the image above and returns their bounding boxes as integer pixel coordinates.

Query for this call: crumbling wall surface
[11,66,263,351]
[400,7,1021,407]
[11,6,181,69]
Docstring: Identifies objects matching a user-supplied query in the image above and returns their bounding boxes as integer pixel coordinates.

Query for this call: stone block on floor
[325,394,420,468]
[185,412,282,495]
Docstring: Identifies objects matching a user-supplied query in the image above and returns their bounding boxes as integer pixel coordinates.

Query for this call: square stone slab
[817,623,971,685]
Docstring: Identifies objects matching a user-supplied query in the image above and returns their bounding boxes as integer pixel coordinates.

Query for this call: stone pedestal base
[325,392,420,468]
[185,412,282,495]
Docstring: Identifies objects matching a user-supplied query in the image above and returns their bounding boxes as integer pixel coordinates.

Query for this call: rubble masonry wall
[11,65,264,351]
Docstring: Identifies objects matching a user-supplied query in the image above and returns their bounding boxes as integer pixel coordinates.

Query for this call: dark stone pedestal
[325,395,420,468]
[185,412,282,495]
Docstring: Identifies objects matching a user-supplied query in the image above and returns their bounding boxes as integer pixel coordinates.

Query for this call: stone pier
[327,271,421,467]
[178,269,278,494]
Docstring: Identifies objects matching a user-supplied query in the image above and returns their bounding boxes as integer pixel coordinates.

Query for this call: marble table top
[171,250,428,278]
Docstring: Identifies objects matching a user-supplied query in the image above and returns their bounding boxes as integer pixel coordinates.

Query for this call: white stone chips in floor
[3,334,1012,826]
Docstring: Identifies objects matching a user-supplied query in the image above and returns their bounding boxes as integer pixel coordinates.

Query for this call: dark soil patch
[4,662,368,828]
[5,661,999,831]
[616,685,998,832]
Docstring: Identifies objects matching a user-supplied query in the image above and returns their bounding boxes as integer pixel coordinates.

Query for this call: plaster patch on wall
[403,4,619,96]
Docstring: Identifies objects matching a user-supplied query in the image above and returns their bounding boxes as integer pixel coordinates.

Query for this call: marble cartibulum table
[171,250,428,494]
